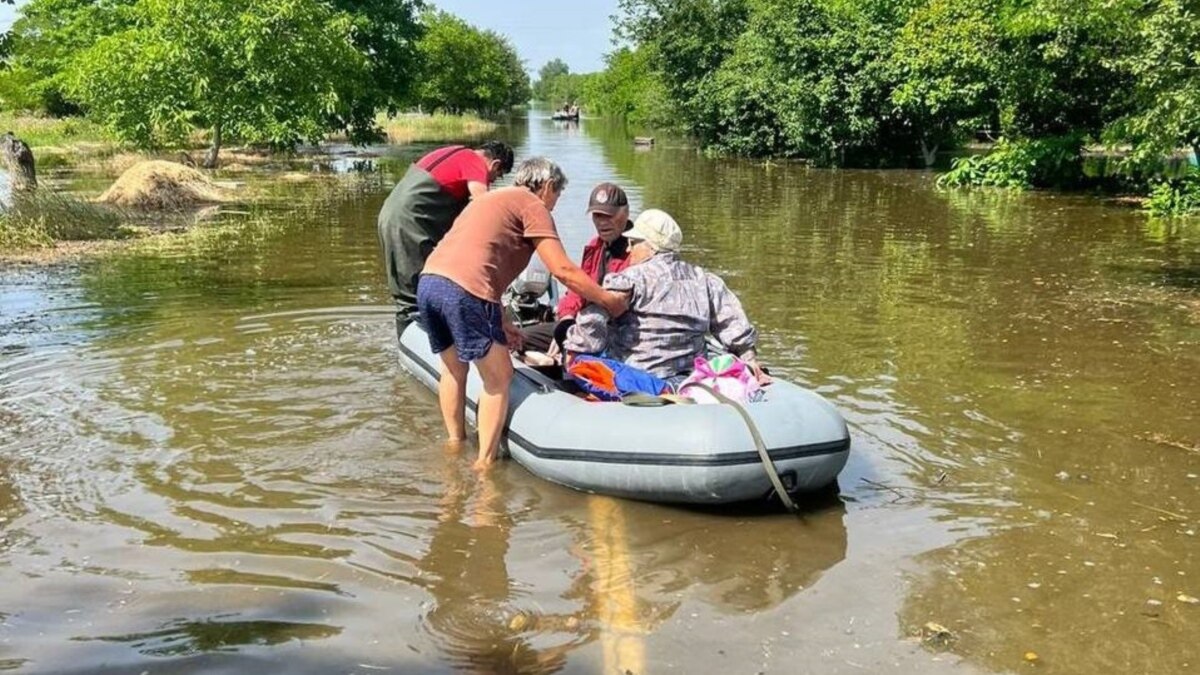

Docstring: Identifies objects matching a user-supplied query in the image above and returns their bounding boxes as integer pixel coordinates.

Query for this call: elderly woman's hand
[741,355,773,386]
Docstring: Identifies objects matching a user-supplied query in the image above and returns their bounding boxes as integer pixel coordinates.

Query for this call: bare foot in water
[472,453,497,472]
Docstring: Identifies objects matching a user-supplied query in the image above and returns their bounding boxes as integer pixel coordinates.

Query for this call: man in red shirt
[520,182,633,353]
[378,141,515,333]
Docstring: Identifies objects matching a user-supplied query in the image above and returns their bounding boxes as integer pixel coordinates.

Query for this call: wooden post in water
[1,132,37,193]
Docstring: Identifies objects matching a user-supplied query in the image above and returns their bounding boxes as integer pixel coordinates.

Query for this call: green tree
[1108,0,1200,167]
[532,58,592,107]
[0,0,423,143]
[583,46,672,127]
[0,0,137,114]
[994,0,1136,139]
[890,0,999,166]
[67,0,365,167]
[413,10,530,115]
[533,58,571,101]
[615,0,749,132]
[327,0,425,143]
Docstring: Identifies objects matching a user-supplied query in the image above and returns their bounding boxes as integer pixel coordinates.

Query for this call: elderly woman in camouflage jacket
[563,209,768,388]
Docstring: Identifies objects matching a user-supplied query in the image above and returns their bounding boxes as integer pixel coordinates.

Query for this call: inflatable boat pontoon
[398,321,850,505]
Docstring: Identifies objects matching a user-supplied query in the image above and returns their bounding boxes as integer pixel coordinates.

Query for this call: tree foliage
[1,0,424,144]
[0,0,138,115]
[67,0,365,165]
[582,47,673,127]
[1107,0,1200,168]
[606,0,1183,178]
[327,0,424,143]
[413,10,530,115]
[889,0,999,164]
[532,58,592,107]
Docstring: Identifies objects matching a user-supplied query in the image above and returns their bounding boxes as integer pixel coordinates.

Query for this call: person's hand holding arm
[737,348,773,385]
[535,237,627,318]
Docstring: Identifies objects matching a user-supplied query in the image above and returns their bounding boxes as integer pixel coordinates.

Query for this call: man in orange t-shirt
[417,157,626,470]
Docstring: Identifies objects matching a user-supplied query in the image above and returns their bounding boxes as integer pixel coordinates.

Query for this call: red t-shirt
[415,146,490,202]
[556,234,632,319]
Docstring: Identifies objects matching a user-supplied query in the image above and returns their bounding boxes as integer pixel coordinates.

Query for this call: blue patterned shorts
[416,274,506,362]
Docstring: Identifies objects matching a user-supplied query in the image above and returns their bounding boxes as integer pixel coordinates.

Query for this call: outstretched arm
[535,237,627,317]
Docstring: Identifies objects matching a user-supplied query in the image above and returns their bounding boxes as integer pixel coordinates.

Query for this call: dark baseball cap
[586,182,629,216]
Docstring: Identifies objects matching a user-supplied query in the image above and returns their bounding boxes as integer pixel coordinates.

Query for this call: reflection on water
[76,618,343,657]
[415,447,583,674]
[0,111,1196,673]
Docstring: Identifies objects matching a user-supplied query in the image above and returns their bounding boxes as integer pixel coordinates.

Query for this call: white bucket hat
[625,209,682,252]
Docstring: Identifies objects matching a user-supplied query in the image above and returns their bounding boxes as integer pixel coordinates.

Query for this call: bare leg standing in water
[472,343,514,470]
[436,347,469,442]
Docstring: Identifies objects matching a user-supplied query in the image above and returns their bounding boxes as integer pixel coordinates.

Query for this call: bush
[937,136,1085,189]
[1146,169,1200,217]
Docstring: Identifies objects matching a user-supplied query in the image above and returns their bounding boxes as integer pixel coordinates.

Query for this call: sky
[0,1,622,75]
[431,0,621,74]
[0,3,17,33]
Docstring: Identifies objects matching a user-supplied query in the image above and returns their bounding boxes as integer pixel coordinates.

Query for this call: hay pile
[98,160,230,210]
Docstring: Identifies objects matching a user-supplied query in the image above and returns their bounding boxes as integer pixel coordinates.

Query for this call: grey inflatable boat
[397,322,850,505]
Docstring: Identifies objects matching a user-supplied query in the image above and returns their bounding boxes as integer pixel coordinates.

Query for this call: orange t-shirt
[423,187,561,303]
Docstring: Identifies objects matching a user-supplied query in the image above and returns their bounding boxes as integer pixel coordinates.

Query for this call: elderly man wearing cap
[518,182,634,353]
[564,209,767,387]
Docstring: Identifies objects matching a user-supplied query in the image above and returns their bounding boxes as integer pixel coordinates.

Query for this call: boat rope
[679,383,799,512]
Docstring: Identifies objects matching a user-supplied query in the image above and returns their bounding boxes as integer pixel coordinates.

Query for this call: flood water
[1,114,1198,674]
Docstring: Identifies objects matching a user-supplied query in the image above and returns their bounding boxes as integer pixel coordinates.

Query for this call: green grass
[0,210,53,249]
[376,113,498,144]
[0,193,131,251]
[0,113,114,150]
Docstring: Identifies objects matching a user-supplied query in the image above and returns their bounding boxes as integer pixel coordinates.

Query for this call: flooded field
[1,114,1197,674]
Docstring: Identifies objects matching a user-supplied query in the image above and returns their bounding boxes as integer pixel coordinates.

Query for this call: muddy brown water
[1,115,1198,674]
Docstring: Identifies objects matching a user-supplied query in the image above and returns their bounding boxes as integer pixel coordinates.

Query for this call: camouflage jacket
[564,252,758,378]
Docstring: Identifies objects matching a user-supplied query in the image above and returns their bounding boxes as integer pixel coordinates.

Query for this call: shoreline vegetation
[531,0,1200,217]
[0,112,500,258]
[5,0,1198,260]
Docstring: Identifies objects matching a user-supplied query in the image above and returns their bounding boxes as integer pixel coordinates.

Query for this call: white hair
[512,157,568,193]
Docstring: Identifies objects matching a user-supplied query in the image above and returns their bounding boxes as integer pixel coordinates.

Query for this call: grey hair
[512,157,568,193]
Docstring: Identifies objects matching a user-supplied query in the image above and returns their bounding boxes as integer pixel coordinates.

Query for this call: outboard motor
[504,259,556,326]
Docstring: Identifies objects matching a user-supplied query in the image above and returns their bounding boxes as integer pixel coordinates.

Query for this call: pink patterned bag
[678,355,763,404]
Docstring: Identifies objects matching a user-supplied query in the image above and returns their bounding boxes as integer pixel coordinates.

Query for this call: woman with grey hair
[419,157,627,470]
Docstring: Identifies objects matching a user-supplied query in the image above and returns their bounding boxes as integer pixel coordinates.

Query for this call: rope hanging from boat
[679,383,799,512]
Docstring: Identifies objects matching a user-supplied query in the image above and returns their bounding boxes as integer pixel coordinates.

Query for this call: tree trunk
[920,138,939,169]
[203,122,222,169]
[1191,142,1199,169]
[1,132,37,192]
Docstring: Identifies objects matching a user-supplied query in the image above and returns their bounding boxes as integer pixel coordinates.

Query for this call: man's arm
[467,181,488,199]
[535,237,627,317]
[563,302,611,357]
[706,273,758,356]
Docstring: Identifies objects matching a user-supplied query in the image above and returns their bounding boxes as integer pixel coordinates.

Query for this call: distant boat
[633,137,655,146]
[551,111,580,121]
